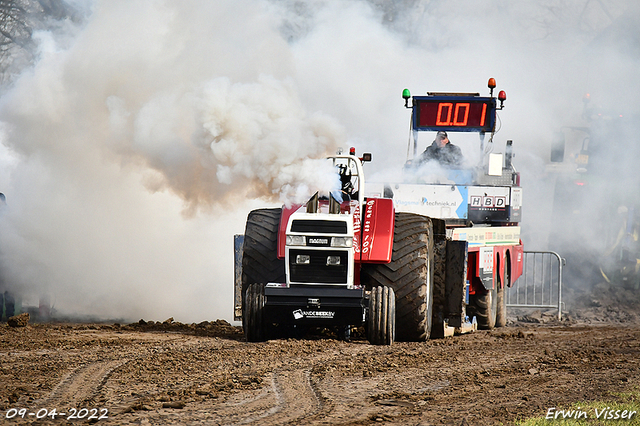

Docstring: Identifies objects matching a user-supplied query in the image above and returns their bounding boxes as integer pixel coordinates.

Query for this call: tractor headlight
[331,236,353,248]
[286,235,306,246]
[326,255,341,266]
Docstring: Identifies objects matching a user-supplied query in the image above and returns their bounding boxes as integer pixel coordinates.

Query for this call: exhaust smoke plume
[0,0,639,322]
[0,0,345,322]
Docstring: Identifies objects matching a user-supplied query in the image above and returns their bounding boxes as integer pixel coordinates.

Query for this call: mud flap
[431,219,448,338]
[445,240,468,328]
[234,235,244,321]
[431,239,469,337]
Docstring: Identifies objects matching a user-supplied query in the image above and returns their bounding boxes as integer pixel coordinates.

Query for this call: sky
[0,0,637,322]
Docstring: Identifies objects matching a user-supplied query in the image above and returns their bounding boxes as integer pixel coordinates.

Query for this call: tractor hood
[277,195,395,264]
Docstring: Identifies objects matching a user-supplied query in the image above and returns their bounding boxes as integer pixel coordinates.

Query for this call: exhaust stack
[305,191,342,214]
[329,193,341,214]
[306,192,319,213]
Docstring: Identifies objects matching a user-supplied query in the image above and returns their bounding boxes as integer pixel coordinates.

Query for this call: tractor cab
[328,148,370,207]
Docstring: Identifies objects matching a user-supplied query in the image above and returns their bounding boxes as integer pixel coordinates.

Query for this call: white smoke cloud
[0,0,345,322]
[0,0,638,322]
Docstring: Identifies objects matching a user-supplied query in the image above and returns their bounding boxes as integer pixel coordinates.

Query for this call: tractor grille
[290,220,348,234]
[289,249,348,284]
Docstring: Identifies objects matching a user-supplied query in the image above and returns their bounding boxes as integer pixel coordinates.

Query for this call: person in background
[418,131,463,167]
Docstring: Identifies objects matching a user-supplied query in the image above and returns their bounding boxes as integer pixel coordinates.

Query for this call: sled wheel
[495,264,509,328]
[471,285,497,330]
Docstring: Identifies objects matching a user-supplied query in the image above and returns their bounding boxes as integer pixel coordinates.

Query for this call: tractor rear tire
[241,208,285,339]
[241,208,285,299]
[367,286,396,345]
[361,213,434,341]
[471,285,497,330]
[244,283,267,342]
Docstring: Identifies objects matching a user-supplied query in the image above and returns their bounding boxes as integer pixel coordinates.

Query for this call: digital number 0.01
[435,102,486,127]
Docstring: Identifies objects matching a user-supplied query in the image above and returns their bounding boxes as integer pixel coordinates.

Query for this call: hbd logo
[470,195,507,209]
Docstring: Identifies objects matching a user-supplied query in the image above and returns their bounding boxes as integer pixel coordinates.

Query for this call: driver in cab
[418,131,463,167]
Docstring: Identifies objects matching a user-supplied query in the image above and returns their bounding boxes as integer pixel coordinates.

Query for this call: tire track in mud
[265,367,326,424]
[221,366,327,425]
[36,359,129,409]
[227,347,448,425]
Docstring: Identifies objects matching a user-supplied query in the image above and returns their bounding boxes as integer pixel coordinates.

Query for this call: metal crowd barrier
[506,251,564,320]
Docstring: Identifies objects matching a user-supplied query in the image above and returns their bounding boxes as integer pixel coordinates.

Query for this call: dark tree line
[0,0,77,85]
[0,1,32,66]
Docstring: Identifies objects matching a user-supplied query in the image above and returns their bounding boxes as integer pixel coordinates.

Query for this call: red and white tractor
[234,78,524,345]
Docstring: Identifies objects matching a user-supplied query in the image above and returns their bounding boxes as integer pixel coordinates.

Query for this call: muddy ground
[1,283,639,425]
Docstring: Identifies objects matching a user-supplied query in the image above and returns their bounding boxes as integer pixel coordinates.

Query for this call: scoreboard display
[412,96,497,133]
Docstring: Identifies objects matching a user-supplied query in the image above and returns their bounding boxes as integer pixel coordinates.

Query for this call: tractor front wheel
[367,286,396,345]
[244,283,267,342]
